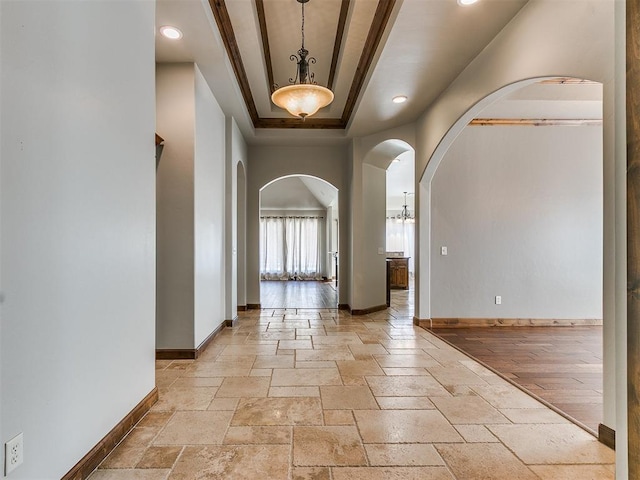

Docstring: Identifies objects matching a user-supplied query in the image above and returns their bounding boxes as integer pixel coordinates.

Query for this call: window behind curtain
[260,216,323,280]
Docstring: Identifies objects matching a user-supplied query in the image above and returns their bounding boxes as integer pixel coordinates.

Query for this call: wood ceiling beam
[341,0,397,126]
[328,0,351,91]
[469,118,603,126]
[209,0,260,127]
[255,0,276,94]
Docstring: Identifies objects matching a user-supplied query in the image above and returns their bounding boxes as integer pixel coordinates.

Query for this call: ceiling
[156,0,530,143]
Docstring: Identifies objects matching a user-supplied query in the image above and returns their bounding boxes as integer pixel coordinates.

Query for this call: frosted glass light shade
[271,84,334,119]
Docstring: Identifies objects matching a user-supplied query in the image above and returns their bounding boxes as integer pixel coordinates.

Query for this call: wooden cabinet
[387,257,409,289]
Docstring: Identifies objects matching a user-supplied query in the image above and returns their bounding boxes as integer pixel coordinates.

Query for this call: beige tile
[337,359,385,376]
[499,408,570,424]
[222,344,278,355]
[348,344,389,356]
[89,470,171,480]
[292,467,331,480]
[295,361,337,369]
[312,336,363,346]
[376,396,434,410]
[373,354,439,368]
[137,412,173,429]
[136,446,182,469]
[341,375,368,386]
[168,445,289,479]
[530,464,615,480]
[427,365,487,386]
[279,339,314,349]
[331,467,454,480]
[155,370,181,388]
[293,426,367,466]
[99,445,146,469]
[120,427,159,449]
[324,410,355,425]
[186,363,251,377]
[488,424,615,464]
[436,443,538,480]
[170,377,223,388]
[216,377,270,397]
[366,375,450,397]
[232,397,323,425]
[269,386,320,397]
[365,444,444,466]
[271,368,342,386]
[223,426,292,444]
[453,425,499,443]
[250,368,272,377]
[354,410,463,443]
[382,367,429,376]
[207,397,240,411]
[154,411,233,445]
[253,355,295,369]
[431,395,510,425]
[320,386,378,410]
[152,387,217,411]
[471,384,545,409]
[296,349,355,362]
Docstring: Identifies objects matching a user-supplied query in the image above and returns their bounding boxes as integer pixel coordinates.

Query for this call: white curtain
[260,216,323,280]
[386,219,415,274]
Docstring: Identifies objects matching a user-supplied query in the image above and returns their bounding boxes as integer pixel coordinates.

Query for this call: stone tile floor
[89,309,614,480]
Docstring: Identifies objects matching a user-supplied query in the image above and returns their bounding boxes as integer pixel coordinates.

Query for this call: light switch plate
[441,246,448,256]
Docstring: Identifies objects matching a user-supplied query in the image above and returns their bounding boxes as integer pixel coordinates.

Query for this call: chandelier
[397,192,415,223]
[271,0,334,119]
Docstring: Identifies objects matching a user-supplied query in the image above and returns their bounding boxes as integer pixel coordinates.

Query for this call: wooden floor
[260,280,338,308]
[431,327,603,434]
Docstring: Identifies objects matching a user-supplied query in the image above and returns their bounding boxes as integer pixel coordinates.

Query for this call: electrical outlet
[441,246,448,256]
[5,433,23,475]
[495,296,502,305]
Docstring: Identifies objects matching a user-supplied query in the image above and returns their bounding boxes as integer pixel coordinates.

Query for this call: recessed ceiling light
[392,95,408,104]
[159,26,183,40]
[457,0,479,5]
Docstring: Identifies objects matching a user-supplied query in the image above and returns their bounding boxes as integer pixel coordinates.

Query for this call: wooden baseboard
[62,387,158,480]
[226,317,239,327]
[427,318,603,328]
[351,304,388,316]
[237,305,247,311]
[247,303,261,310]
[156,321,226,360]
[338,304,350,311]
[598,423,616,449]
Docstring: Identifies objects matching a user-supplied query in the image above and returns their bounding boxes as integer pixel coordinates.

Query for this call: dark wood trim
[469,118,602,127]
[155,133,164,145]
[156,322,226,360]
[338,303,351,311]
[628,0,640,474]
[428,318,602,328]
[208,0,260,127]
[341,0,396,126]
[351,304,388,316]
[255,117,345,129]
[598,423,616,450]
[207,0,395,129]
[247,303,262,310]
[328,0,351,91]
[156,349,197,360]
[237,305,247,311]
[62,388,158,480]
[255,0,275,93]
[226,317,239,327]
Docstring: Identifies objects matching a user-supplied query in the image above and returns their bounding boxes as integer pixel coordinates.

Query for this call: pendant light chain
[301,0,305,50]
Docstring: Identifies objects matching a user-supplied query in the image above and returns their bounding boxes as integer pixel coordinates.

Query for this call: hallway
[90,308,613,479]
[260,281,338,309]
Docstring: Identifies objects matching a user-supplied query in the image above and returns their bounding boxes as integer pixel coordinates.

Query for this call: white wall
[430,125,602,319]
[194,66,226,346]
[246,145,350,306]
[225,118,247,320]
[0,1,156,478]
[157,63,227,349]
[156,64,196,349]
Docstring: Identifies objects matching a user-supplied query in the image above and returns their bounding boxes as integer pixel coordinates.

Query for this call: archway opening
[259,175,339,309]
[419,77,604,434]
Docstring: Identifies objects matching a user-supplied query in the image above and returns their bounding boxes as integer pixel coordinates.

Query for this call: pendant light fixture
[271,0,334,120]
